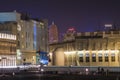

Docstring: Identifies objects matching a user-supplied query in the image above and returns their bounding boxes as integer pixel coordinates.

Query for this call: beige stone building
[49,30,120,67]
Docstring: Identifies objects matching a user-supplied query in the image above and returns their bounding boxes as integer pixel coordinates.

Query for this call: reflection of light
[0,66,17,68]
[41,68,44,72]
[43,65,47,67]
[85,68,89,72]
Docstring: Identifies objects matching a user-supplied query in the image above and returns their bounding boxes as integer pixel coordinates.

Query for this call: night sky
[0,0,120,33]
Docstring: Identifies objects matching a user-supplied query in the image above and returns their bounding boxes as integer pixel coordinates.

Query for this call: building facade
[0,11,48,67]
[49,30,120,67]
[0,22,17,67]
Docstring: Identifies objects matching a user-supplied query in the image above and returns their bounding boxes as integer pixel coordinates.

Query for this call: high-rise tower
[49,21,58,43]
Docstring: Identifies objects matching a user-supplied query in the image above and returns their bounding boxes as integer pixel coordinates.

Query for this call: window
[86,53,89,62]
[79,53,83,62]
[68,55,72,63]
[79,43,83,50]
[93,42,96,50]
[104,53,109,62]
[98,53,102,62]
[92,53,96,62]
[111,53,115,62]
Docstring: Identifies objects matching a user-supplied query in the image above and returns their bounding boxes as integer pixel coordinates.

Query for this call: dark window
[105,53,109,62]
[79,53,83,62]
[111,53,115,62]
[99,57,102,62]
[79,57,83,62]
[86,57,89,62]
[98,53,102,62]
[92,53,96,62]
[86,53,89,62]
[105,57,108,62]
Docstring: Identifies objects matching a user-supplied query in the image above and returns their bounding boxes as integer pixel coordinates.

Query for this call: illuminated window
[98,53,102,62]
[104,53,109,62]
[79,53,83,62]
[111,53,115,62]
[86,53,89,62]
[92,53,96,62]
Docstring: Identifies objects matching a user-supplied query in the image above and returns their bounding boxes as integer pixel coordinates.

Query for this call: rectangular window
[98,53,102,62]
[105,53,109,62]
[111,53,115,62]
[79,53,83,62]
[86,53,89,62]
[79,43,83,50]
[93,43,96,50]
[92,53,96,62]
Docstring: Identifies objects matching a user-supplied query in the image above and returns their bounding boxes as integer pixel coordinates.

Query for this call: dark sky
[0,0,120,33]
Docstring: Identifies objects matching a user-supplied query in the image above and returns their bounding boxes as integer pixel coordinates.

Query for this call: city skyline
[0,0,120,33]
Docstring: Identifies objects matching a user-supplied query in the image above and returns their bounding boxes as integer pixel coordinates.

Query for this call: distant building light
[104,24,112,27]
[68,28,75,31]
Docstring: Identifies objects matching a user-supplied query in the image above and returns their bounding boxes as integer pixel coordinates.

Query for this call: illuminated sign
[39,51,48,65]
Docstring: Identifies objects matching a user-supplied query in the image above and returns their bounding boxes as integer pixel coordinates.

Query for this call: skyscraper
[49,22,58,43]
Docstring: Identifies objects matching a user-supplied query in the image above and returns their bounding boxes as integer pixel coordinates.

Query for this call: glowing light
[17,49,22,59]
[98,50,103,53]
[64,51,76,54]
[68,27,75,31]
[0,33,16,40]
[85,68,89,72]
[110,50,119,53]
[49,53,52,56]
[67,27,76,33]
[33,21,37,49]
[77,50,119,54]
[39,51,48,65]
[104,24,112,27]
[41,68,44,72]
